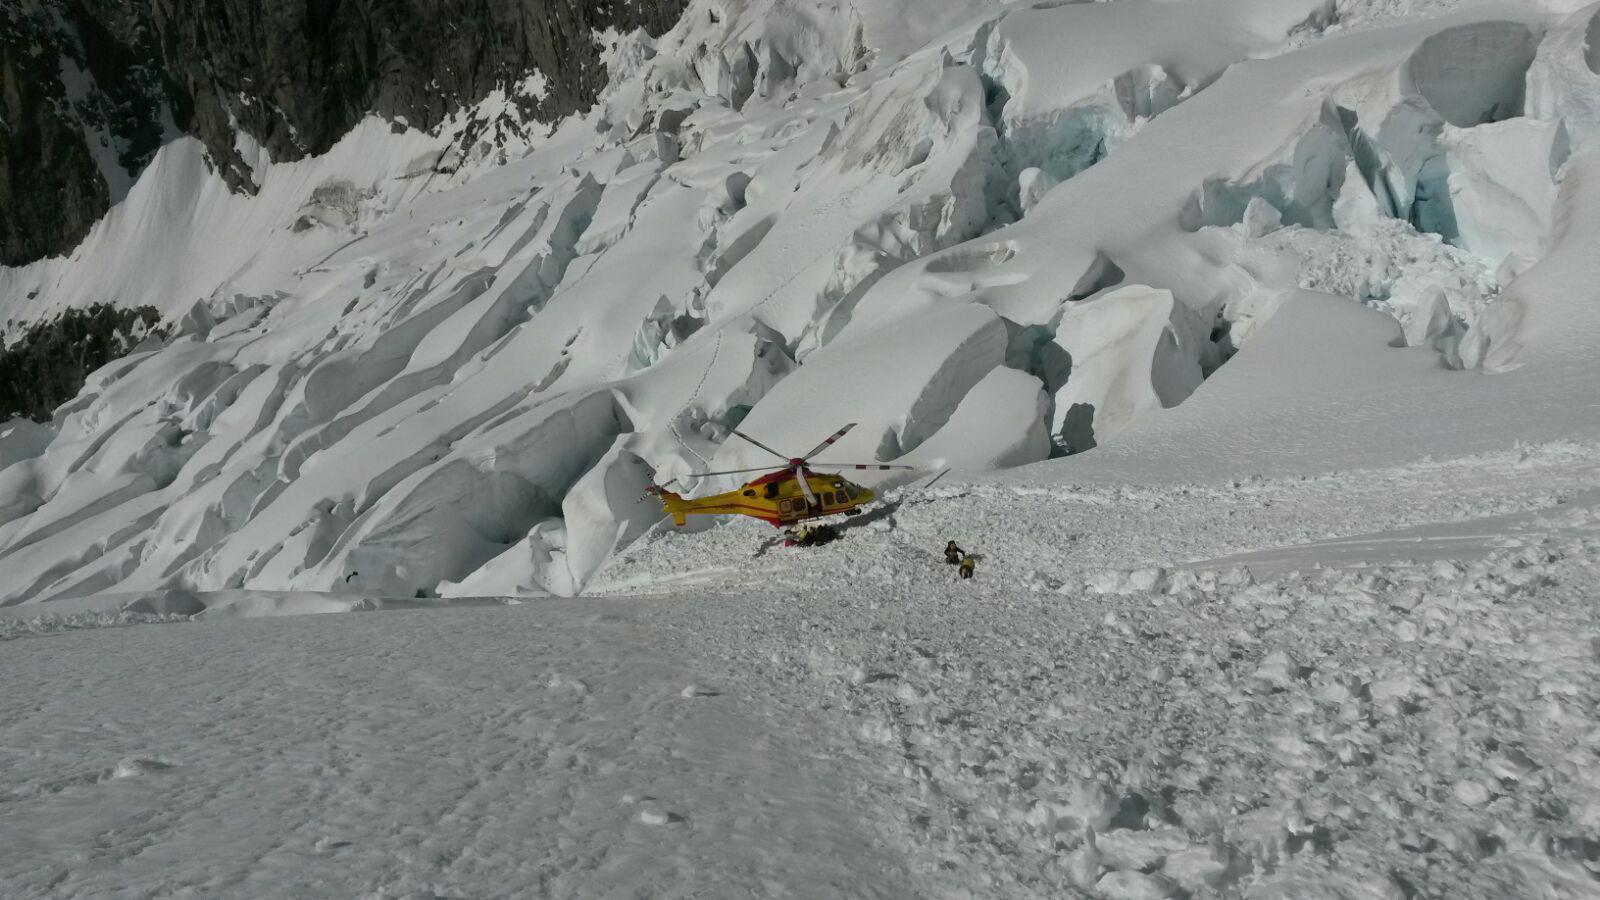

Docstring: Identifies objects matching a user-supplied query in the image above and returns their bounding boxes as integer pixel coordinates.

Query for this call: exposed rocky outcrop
[0,0,689,266]
[0,303,165,421]
[1,1,165,266]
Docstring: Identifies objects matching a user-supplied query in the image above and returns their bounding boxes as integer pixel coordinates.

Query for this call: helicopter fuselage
[654,468,874,528]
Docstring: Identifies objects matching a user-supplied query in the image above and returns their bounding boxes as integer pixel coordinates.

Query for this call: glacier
[1,0,1599,607]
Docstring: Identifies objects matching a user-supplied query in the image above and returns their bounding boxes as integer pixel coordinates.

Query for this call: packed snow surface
[5,0,1600,895]
[5,441,1600,897]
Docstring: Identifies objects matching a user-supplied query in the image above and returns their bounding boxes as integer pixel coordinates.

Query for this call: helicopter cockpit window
[764,482,779,499]
[743,489,756,497]
[845,485,859,500]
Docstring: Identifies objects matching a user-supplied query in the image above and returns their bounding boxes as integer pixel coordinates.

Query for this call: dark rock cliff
[1,1,166,267]
[0,0,689,266]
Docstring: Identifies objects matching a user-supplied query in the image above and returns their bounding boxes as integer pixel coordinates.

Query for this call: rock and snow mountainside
[0,0,688,265]
[5,0,1600,605]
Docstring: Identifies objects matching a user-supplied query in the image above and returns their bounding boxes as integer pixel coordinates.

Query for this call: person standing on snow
[945,540,964,565]
[958,555,976,580]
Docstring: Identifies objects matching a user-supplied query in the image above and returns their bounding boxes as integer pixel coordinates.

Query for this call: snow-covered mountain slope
[0,0,688,265]
[4,0,1600,606]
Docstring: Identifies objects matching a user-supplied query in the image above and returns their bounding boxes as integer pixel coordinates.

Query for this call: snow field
[595,438,1600,598]
[582,441,1600,897]
[7,441,1596,897]
[0,602,919,898]
[800,532,1600,898]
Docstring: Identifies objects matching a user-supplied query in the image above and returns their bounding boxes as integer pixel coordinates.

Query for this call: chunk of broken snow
[1240,196,1283,238]
[1439,118,1567,271]
[1050,286,1206,454]
[1453,779,1491,807]
[1018,166,1059,215]
[1402,288,1456,348]
[907,366,1051,470]
[1332,160,1385,233]
[1253,650,1297,688]
[638,808,678,826]
[1125,566,1167,593]
[1095,869,1179,899]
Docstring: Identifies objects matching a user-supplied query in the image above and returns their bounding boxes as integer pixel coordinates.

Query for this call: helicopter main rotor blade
[728,428,790,462]
[794,465,817,506]
[799,422,857,461]
[807,463,916,470]
[683,466,782,478]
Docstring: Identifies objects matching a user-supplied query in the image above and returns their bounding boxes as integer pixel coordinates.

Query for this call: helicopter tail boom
[644,485,690,526]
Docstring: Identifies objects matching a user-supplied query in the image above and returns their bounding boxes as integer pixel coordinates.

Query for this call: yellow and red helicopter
[647,423,914,528]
